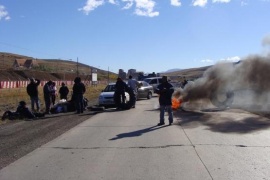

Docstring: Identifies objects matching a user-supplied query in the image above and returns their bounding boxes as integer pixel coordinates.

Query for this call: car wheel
[147,92,152,99]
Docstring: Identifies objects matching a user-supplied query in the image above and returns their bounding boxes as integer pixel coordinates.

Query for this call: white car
[99,83,130,108]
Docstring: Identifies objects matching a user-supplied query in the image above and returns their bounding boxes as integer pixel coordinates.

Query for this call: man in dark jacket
[2,101,45,121]
[26,78,41,112]
[72,77,86,114]
[59,82,69,100]
[114,77,128,110]
[43,80,53,114]
[155,76,174,126]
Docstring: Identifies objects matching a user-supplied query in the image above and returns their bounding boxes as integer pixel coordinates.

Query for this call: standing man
[114,77,128,110]
[43,80,53,114]
[182,76,188,88]
[50,82,57,105]
[59,82,69,100]
[26,78,41,112]
[127,75,140,107]
[127,75,140,94]
[72,77,86,114]
[155,76,174,126]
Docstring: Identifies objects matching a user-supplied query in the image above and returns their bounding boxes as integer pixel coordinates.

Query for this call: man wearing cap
[26,78,41,112]
[155,76,174,126]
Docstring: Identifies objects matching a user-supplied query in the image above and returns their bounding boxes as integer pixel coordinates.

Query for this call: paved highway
[0,97,270,180]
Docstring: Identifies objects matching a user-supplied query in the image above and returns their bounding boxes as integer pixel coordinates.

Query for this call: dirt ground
[0,100,100,170]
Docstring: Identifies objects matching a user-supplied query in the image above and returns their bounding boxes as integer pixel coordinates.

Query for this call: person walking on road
[59,82,69,100]
[72,77,86,114]
[155,76,174,126]
[26,78,41,112]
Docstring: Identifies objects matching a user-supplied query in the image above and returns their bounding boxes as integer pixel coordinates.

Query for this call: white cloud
[241,1,248,6]
[79,0,159,17]
[220,56,241,62]
[192,0,208,7]
[212,0,230,3]
[0,5,11,21]
[122,0,134,9]
[262,34,270,46]
[171,0,181,6]
[78,0,105,15]
[134,0,159,17]
[201,59,214,63]
[108,0,118,4]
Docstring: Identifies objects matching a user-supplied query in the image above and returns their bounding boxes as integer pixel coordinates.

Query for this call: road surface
[0,97,270,180]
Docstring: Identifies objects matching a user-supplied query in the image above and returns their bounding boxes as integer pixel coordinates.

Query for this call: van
[143,77,163,92]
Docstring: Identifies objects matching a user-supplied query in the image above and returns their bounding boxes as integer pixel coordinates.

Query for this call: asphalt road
[0,97,270,180]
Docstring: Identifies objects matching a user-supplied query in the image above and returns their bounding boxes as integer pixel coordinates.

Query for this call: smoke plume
[176,55,270,111]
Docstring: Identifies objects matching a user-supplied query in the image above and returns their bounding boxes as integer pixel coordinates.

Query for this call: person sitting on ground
[1,101,45,121]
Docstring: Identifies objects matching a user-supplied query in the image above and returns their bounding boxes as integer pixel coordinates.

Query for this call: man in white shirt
[127,75,139,94]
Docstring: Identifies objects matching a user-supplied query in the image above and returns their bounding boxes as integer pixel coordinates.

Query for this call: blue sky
[0,0,270,74]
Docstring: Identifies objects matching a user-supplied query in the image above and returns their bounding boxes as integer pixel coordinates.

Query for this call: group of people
[2,74,176,127]
[113,75,175,126]
[27,78,70,114]
[113,75,140,110]
[2,76,86,121]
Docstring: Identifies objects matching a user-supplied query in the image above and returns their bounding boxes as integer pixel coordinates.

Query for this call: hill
[161,65,211,80]
[0,52,117,81]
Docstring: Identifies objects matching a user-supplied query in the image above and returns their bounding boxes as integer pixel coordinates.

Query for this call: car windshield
[143,79,151,83]
[138,81,149,87]
[103,84,115,92]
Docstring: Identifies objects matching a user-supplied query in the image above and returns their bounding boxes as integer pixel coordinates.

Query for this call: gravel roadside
[0,101,100,170]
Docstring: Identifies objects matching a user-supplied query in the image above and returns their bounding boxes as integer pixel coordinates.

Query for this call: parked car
[143,77,162,92]
[98,83,130,108]
[137,81,154,99]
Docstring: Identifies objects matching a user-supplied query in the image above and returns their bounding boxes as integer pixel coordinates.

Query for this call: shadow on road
[109,125,169,140]
[174,109,270,134]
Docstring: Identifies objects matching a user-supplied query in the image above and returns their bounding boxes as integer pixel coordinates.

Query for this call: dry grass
[0,84,106,124]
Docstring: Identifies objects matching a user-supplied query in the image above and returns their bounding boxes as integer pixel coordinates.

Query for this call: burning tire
[210,91,234,109]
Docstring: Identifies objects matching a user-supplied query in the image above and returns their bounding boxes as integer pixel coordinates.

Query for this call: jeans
[30,96,40,111]
[75,94,84,113]
[159,105,173,124]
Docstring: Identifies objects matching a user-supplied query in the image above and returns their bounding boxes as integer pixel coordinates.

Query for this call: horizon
[1,0,270,73]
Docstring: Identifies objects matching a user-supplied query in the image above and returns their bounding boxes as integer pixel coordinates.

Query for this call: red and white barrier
[0,80,106,89]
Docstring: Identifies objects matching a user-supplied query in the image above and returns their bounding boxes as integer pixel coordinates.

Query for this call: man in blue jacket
[155,76,174,126]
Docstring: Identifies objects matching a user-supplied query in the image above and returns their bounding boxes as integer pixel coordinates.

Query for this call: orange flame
[172,98,181,110]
